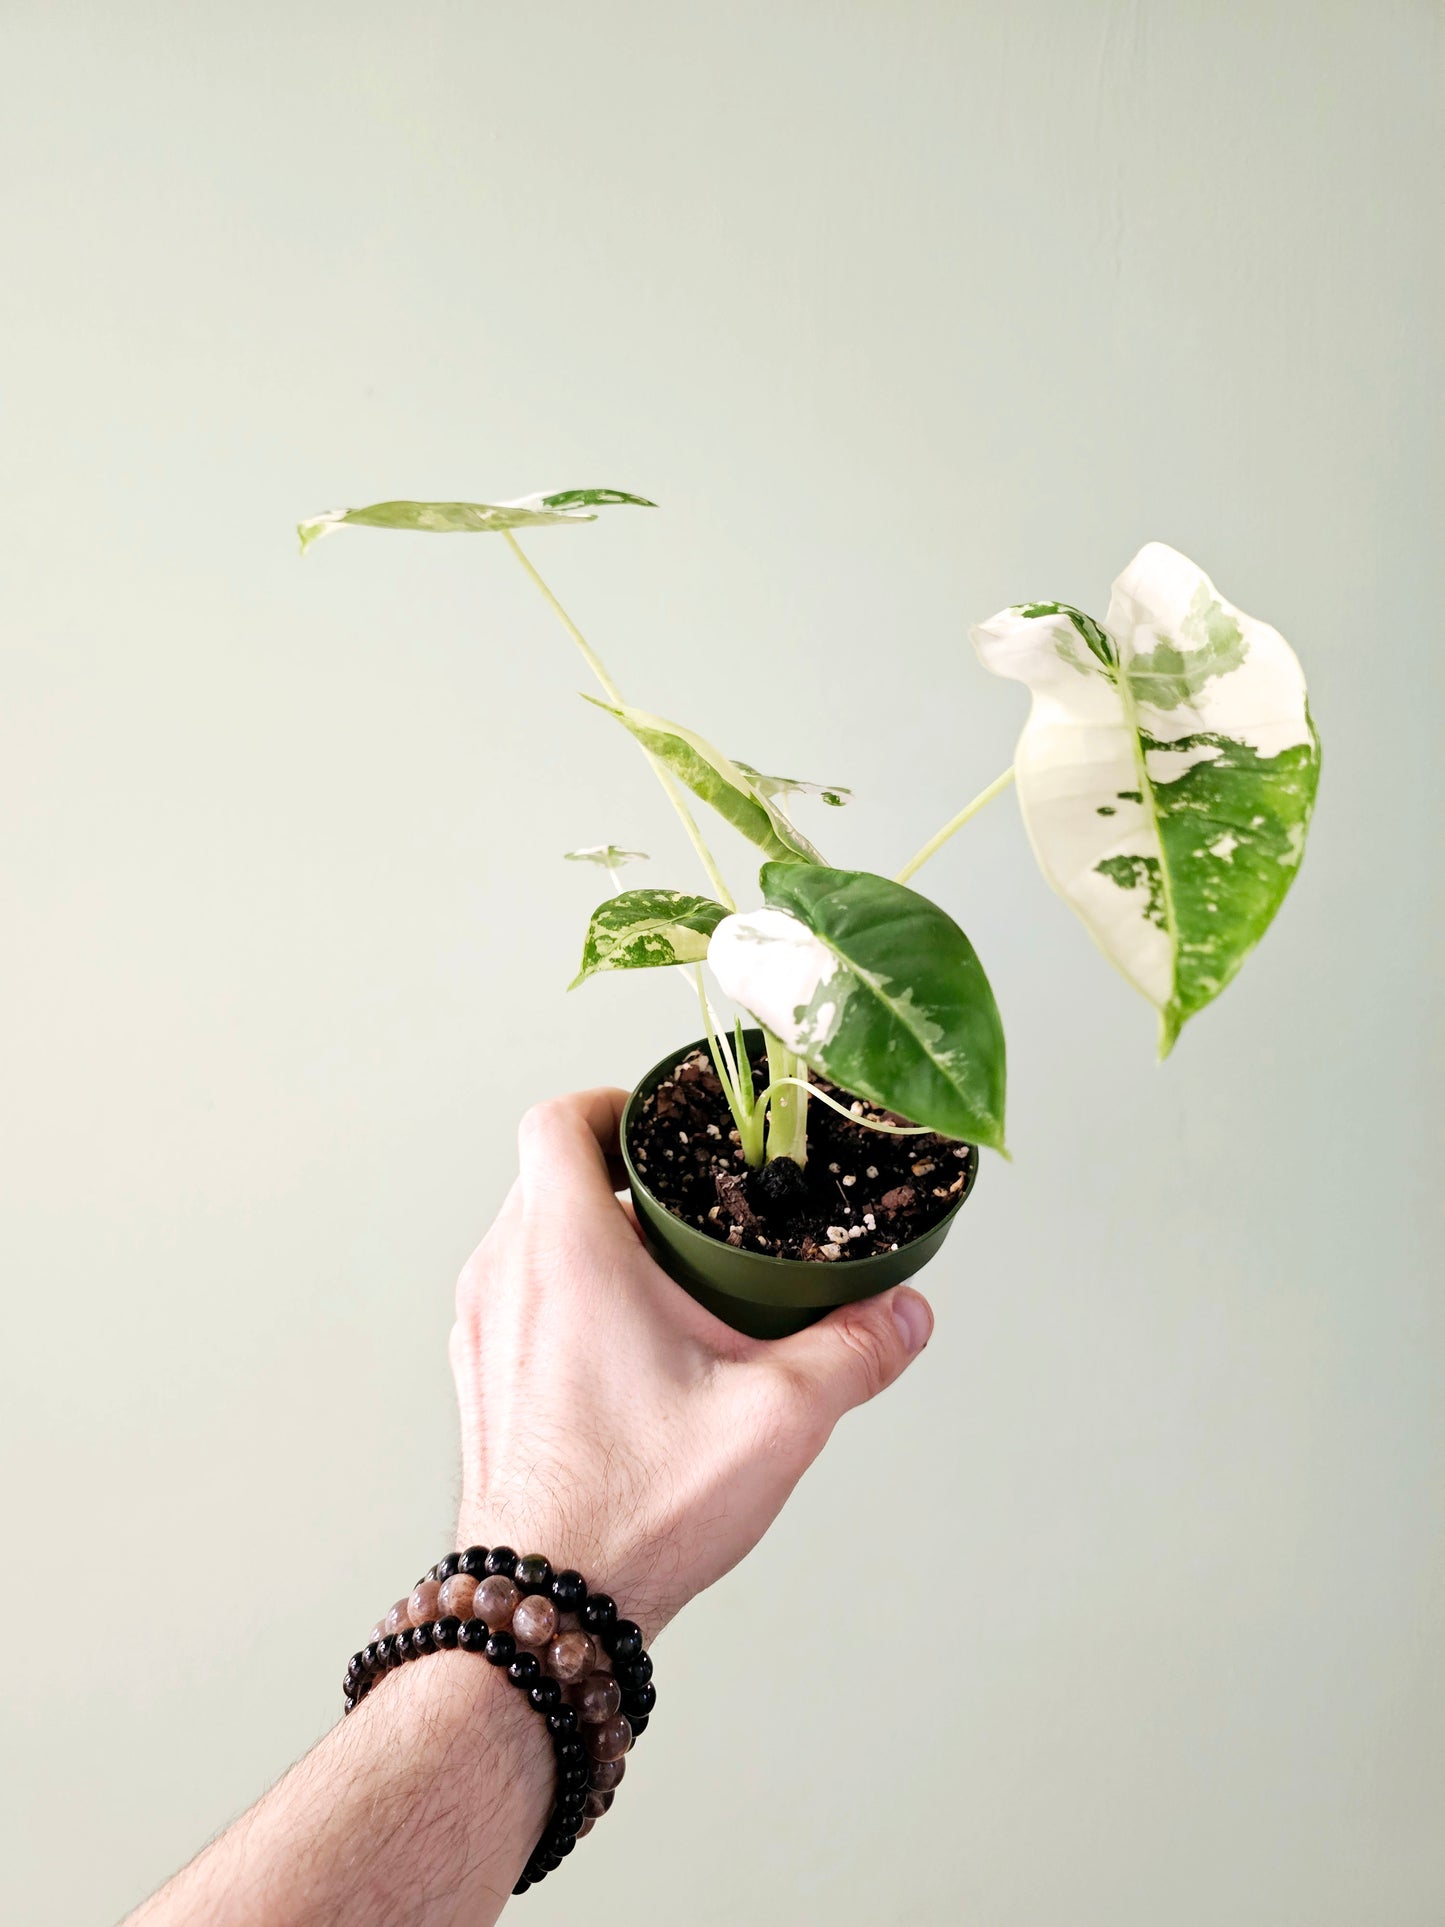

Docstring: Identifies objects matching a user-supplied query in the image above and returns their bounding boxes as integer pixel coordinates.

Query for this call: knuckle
[454,1248,488,1317]
[447,1319,469,1377]
[517,1099,560,1155]
[761,1360,831,1456]
[833,1312,894,1401]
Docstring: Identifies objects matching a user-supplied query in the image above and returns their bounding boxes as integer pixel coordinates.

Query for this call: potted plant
[299,491,1320,1336]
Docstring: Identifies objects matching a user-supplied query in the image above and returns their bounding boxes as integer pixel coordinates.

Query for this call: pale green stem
[756,1077,934,1137]
[789,1051,809,1151]
[733,1016,756,1115]
[895,766,1016,884]
[761,1028,808,1166]
[504,532,736,910]
[695,968,763,1165]
[693,968,739,1101]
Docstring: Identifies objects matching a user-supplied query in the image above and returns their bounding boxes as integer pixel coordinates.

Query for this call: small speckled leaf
[583,698,824,863]
[564,845,650,869]
[297,488,655,554]
[707,864,1006,1148]
[571,889,729,988]
[972,542,1320,1055]
[733,763,852,808]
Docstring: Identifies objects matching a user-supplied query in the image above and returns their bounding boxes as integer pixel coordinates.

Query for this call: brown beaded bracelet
[344,1546,655,1895]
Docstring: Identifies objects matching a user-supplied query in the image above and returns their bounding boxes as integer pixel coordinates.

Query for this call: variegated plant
[300,491,1317,1172]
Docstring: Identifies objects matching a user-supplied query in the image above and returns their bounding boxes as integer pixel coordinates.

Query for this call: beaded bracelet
[343,1546,656,1895]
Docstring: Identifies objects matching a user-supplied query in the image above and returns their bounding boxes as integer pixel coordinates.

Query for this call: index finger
[516,1088,631,1221]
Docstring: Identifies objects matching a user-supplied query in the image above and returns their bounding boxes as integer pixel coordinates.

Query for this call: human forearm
[128,1650,551,1927]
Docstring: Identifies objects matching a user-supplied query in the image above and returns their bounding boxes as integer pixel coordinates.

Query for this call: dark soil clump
[628,1048,977,1261]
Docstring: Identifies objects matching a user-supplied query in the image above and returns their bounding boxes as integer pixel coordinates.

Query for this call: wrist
[455,1497,673,1641]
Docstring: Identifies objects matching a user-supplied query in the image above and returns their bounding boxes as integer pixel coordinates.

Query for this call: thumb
[768,1285,934,1433]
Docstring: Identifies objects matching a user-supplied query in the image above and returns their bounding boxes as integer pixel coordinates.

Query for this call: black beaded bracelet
[344,1546,656,1895]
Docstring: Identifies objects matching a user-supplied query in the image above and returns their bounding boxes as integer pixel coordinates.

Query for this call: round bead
[559,1762,589,1791]
[550,1568,587,1612]
[628,1712,650,1739]
[545,1630,596,1683]
[457,1617,488,1653]
[407,1580,442,1627]
[529,1679,563,1713]
[483,1546,518,1578]
[511,1593,559,1649]
[515,1553,553,1594]
[410,1623,434,1655]
[374,1634,394,1665]
[485,1630,516,1667]
[606,1618,644,1664]
[559,1785,588,1813]
[573,1672,621,1724]
[343,1694,356,1712]
[368,1621,385,1643]
[508,1652,542,1689]
[437,1574,477,1620]
[585,1714,632,1762]
[360,1643,377,1670]
[434,1615,461,1648]
[457,1545,489,1577]
[547,1705,580,1737]
[577,1816,596,1839]
[584,1786,614,1818]
[613,1651,653,1689]
[473,1575,520,1630]
[621,1680,657,1717]
[383,1598,411,1638]
[589,1756,626,1791]
[580,1593,617,1636]
[436,1552,462,1582]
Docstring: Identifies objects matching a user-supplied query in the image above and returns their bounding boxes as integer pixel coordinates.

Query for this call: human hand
[450,1088,935,1640]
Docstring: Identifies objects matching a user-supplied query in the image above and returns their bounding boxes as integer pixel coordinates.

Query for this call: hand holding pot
[451,1086,935,1638]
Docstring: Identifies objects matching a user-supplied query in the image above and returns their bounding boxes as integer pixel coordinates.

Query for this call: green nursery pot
[620,1031,978,1340]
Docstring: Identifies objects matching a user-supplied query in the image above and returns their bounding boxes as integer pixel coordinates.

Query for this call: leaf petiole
[504,532,737,909]
[756,1077,935,1137]
[895,766,1015,884]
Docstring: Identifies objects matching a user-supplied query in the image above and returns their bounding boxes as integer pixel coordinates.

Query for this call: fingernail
[891,1288,933,1355]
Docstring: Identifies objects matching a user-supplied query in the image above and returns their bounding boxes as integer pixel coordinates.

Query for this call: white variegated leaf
[571,889,728,988]
[972,542,1319,1054]
[708,864,1006,1148]
[298,488,654,554]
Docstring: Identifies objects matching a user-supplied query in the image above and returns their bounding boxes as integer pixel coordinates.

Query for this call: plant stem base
[621,1032,977,1339]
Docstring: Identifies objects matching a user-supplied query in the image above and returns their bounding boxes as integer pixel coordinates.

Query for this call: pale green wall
[2,4,1441,1922]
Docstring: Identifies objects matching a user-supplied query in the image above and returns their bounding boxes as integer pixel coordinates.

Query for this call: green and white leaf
[972,542,1320,1055]
[571,889,729,989]
[708,864,1006,1148]
[298,487,655,554]
[733,763,851,809]
[564,845,650,870]
[583,698,825,864]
